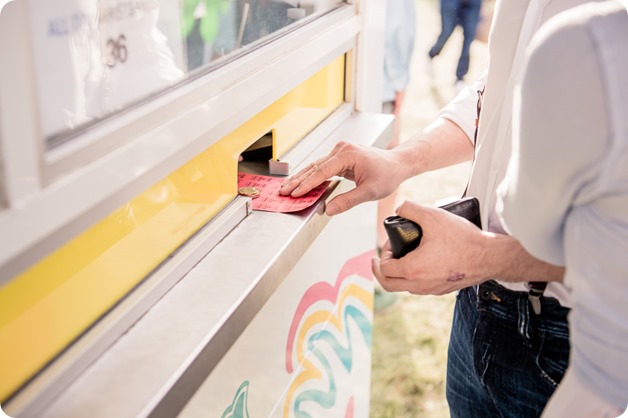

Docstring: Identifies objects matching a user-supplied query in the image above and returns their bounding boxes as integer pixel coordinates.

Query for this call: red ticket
[237,172,330,213]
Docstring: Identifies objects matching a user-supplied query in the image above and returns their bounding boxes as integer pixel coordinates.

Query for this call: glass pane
[26,0,345,147]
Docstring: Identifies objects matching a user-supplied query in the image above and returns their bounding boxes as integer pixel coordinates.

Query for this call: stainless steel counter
[9,111,393,418]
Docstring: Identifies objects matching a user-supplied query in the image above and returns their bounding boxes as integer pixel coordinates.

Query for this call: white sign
[27,0,185,140]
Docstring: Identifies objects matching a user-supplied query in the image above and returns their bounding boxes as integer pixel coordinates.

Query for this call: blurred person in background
[375,0,416,310]
[428,0,482,90]
[280,0,609,416]
[498,2,628,416]
[377,0,416,254]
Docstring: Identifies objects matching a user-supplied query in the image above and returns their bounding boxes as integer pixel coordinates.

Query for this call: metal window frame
[1,0,389,415]
[0,2,371,284]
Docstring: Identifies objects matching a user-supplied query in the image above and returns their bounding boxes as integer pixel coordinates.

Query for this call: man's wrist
[477,231,564,284]
[477,232,515,281]
[390,140,428,180]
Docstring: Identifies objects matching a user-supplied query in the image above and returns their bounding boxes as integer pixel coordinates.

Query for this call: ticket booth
[0,1,392,417]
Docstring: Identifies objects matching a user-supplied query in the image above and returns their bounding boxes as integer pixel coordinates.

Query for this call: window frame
[0,2,360,285]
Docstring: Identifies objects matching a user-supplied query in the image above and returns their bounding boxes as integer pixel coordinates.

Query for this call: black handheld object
[383,216,423,259]
[383,197,482,259]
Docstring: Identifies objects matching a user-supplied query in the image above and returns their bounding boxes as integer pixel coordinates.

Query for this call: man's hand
[279,118,476,216]
[279,141,409,216]
[372,200,565,295]
[372,201,490,295]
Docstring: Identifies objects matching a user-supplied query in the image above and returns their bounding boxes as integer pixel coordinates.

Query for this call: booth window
[28,0,345,149]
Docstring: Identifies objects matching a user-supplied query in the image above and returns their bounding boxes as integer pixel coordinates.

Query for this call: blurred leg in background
[428,0,482,90]
[375,0,416,310]
[455,0,482,85]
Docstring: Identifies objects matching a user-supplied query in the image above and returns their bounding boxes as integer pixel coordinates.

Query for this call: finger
[395,200,434,225]
[279,158,328,195]
[279,142,348,195]
[379,244,394,262]
[372,257,409,292]
[280,141,354,197]
[280,157,339,197]
[291,154,351,198]
[378,251,414,281]
[325,186,373,215]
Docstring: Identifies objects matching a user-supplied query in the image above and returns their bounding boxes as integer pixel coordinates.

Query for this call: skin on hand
[279,118,475,216]
[373,201,490,295]
[279,119,561,293]
[279,141,409,216]
[372,201,565,295]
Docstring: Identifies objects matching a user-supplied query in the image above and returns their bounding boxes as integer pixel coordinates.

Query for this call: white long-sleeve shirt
[438,0,610,306]
[498,2,628,415]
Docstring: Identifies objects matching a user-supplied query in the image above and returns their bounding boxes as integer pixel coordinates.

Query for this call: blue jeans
[429,0,482,80]
[446,281,571,417]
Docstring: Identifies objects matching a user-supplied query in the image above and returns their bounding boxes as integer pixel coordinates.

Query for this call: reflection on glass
[22,0,344,147]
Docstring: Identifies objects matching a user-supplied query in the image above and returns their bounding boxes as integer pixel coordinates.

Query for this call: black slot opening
[238,132,273,176]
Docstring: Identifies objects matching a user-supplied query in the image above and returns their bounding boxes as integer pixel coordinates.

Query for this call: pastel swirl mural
[221,381,250,418]
[220,250,374,418]
[283,250,374,418]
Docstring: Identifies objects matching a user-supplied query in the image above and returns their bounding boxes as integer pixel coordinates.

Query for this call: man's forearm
[480,232,565,283]
[393,117,475,179]
[375,202,563,296]
[393,118,557,284]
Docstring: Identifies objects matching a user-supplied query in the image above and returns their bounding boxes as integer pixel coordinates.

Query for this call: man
[280,0,604,415]
[428,0,482,90]
[499,2,628,416]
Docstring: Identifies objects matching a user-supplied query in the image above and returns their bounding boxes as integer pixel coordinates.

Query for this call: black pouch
[383,197,481,259]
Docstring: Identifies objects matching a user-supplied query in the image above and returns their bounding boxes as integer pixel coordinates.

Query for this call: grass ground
[370,293,455,417]
[369,0,490,416]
